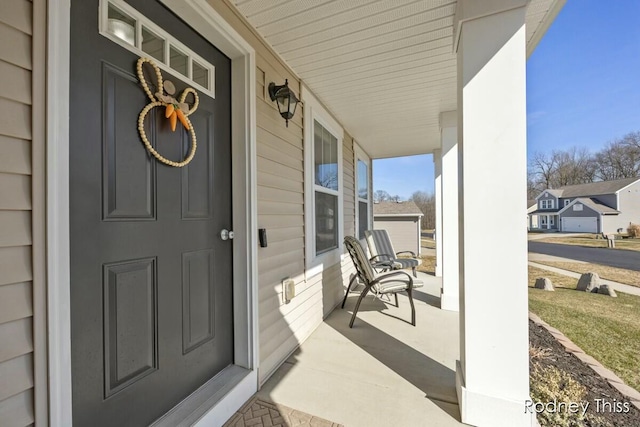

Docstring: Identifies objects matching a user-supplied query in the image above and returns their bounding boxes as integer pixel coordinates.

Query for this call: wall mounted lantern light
[268,79,299,127]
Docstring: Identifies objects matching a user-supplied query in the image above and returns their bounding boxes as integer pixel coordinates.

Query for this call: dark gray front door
[70,1,233,425]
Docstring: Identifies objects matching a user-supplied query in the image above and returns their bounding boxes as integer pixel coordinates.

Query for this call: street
[528,241,640,272]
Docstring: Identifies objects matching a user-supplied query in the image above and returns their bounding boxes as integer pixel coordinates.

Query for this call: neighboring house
[0,1,563,427]
[530,177,640,233]
[527,199,539,230]
[373,201,424,256]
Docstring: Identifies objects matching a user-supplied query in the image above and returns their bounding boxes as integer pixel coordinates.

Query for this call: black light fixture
[268,79,299,127]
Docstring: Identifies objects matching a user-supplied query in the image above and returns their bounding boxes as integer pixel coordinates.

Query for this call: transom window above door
[100,0,215,97]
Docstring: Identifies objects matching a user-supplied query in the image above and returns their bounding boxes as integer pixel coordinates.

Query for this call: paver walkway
[223,397,343,427]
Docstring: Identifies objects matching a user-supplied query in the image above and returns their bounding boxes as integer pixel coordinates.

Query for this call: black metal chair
[342,236,422,328]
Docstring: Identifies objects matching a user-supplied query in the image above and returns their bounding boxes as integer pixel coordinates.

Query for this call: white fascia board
[526,0,567,58]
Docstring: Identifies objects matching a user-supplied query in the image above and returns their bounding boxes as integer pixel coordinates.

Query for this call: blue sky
[374,0,640,199]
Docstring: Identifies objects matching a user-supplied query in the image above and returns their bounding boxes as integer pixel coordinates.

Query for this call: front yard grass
[533,260,640,287]
[528,265,640,391]
[420,238,436,249]
[417,255,435,275]
[536,234,640,252]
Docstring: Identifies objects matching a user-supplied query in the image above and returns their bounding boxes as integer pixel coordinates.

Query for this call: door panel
[102,62,157,220]
[70,0,233,425]
[103,258,158,397]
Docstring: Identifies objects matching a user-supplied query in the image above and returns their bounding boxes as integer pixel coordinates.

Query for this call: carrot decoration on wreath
[136,57,200,167]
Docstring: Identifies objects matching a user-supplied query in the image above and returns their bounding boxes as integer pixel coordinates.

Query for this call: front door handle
[220,229,234,240]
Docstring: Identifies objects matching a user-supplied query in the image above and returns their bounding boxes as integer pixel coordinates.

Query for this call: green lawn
[417,255,435,275]
[528,266,640,391]
[532,260,640,287]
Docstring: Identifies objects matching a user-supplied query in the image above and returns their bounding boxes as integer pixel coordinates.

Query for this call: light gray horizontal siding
[374,217,421,255]
[208,0,360,387]
[616,181,640,231]
[0,3,37,425]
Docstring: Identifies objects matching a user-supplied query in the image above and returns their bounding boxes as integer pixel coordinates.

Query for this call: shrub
[628,223,640,238]
[529,345,552,361]
[530,364,587,427]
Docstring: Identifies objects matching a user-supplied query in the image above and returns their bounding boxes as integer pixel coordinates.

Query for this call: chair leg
[349,286,371,328]
[394,293,399,307]
[407,286,416,326]
[412,266,417,277]
[341,274,358,309]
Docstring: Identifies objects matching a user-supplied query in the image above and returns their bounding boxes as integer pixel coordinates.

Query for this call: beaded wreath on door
[136,57,199,167]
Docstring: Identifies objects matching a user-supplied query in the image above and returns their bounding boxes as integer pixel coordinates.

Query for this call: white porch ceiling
[232,0,563,159]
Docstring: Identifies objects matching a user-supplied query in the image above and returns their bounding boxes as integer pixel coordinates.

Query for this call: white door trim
[46,0,258,425]
[47,1,72,425]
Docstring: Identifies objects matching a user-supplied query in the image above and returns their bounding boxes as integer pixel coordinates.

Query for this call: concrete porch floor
[256,272,464,427]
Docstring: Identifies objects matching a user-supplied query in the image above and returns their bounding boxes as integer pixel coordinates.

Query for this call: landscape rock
[576,272,601,293]
[597,284,617,297]
[534,277,554,291]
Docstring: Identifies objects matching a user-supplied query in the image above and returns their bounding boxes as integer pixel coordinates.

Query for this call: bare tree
[529,147,597,190]
[528,130,640,192]
[553,146,596,187]
[409,190,435,230]
[527,173,540,200]
[530,151,557,190]
[374,190,391,202]
[593,132,640,180]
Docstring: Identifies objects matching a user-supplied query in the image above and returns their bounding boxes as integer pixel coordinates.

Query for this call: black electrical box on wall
[259,228,267,247]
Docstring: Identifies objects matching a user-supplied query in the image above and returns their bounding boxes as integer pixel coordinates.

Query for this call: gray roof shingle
[373,201,424,216]
[554,177,640,198]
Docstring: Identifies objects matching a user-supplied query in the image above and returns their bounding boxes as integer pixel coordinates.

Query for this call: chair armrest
[395,250,417,257]
[371,260,395,269]
[371,270,414,289]
[369,254,395,262]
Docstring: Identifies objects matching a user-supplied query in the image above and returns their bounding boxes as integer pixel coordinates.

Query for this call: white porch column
[433,149,443,277]
[439,112,459,311]
[455,2,532,426]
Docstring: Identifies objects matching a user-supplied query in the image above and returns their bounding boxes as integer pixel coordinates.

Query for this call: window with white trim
[314,120,340,254]
[355,145,371,240]
[550,216,555,226]
[303,86,344,267]
[540,199,555,209]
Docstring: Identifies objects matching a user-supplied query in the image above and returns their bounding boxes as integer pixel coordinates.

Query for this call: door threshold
[151,365,256,427]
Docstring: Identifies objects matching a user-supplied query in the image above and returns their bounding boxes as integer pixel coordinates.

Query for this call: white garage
[373,201,424,256]
[561,217,597,233]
